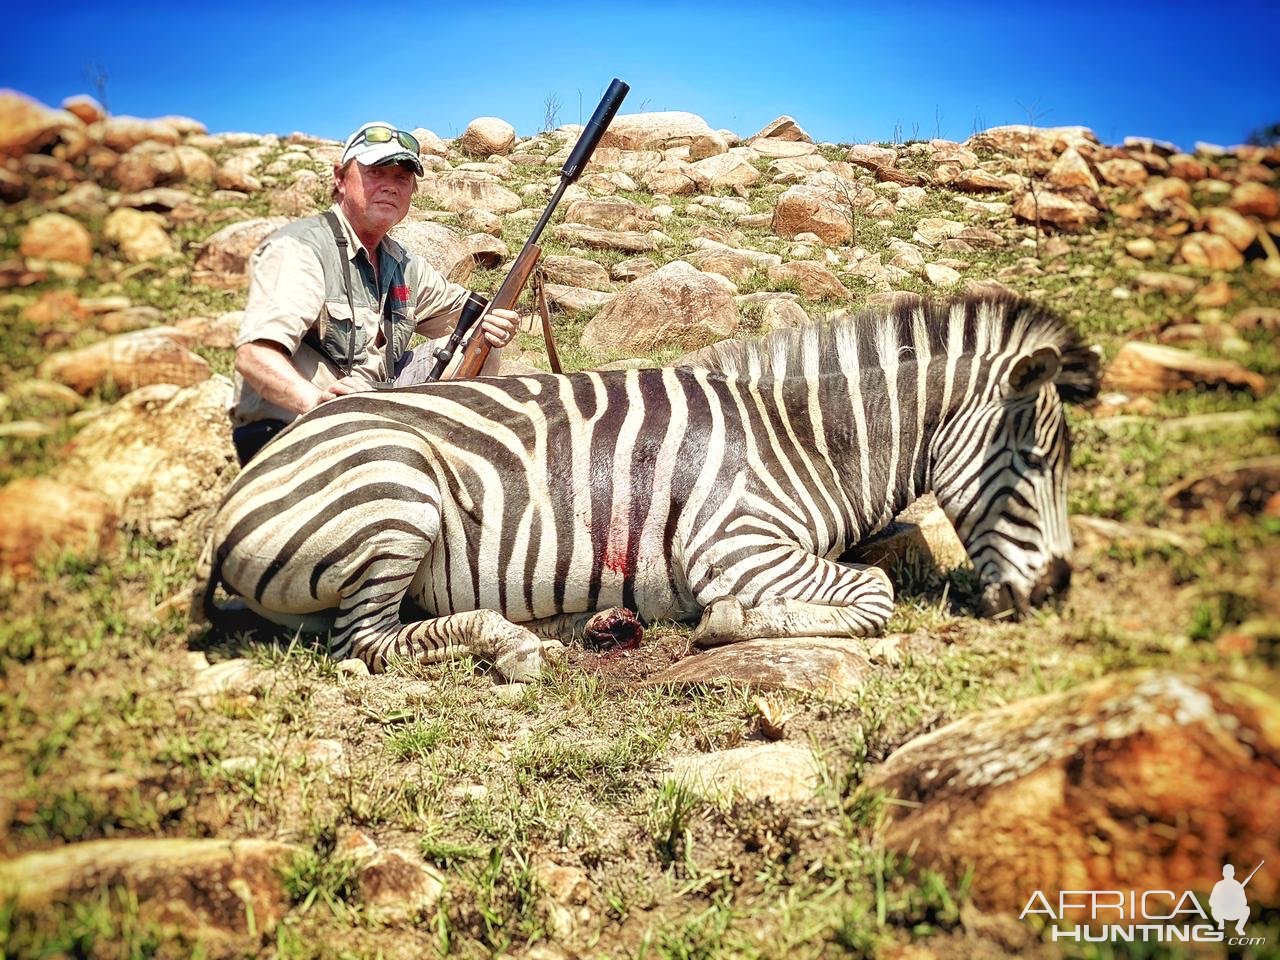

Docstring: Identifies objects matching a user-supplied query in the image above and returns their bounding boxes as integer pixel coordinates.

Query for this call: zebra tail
[188,532,219,632]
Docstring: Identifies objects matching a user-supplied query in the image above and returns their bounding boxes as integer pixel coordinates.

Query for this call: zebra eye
[1022,450,1046,470]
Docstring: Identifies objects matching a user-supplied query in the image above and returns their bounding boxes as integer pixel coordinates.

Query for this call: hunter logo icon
[1210,861,1265,937]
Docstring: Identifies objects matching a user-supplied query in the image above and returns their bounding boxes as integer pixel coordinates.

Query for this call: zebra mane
[687,292,1100,403]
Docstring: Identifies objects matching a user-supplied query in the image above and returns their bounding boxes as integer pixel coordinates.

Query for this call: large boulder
[772,183,855,244]
[56,377,237,543]
[390,220,475,284]
[1012,189,1101,231]
[866,671,1280,913]
[0,478,116,579]
[598,111,715,150]
[418,172,522,214]
[103,208,177,263]
[0,89,78,156]
[193,217,289,287]
[562,197,658,232]
[1103,341,1266,397]
[750,115,814,143]
[581,260,739,355]
[0,838,300,946]
[112,141,183,192]
[688,151,760,190]
[39,327,212,396]
[99,115,182,151]
[458,117,516,157]
[19,212,93,265]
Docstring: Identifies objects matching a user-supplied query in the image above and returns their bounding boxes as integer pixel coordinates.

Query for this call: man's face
[336,160,415,240]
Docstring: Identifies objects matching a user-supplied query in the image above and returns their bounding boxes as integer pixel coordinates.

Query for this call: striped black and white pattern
[197,293,1099,677]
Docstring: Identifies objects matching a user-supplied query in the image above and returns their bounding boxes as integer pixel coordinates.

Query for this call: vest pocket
[312,299,369,371]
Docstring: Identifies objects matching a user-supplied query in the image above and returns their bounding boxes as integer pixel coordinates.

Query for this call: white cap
[340,121,424,176]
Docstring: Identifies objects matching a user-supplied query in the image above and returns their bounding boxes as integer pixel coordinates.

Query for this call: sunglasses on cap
[353,125,420,154]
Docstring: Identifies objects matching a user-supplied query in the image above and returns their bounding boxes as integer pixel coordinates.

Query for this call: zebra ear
[1006,345,1062,398]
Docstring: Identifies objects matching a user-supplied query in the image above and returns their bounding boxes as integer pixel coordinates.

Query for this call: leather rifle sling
[533,267,562,374]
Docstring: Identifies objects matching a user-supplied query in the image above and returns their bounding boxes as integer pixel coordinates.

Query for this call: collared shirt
[230,204,471,426]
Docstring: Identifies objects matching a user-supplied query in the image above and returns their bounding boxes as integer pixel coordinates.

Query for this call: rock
[0,478,116,579]
[598,111,715,150]
[1177,232,1244,271]
[19,212,93,265]
[913,218,968,247]
[551,224,659,254]
[767,260,850,300]
[688,132,728,160]
[1097,157,1149,187]
[752,116,814,142]
[61,93,105,125]
[193,217,289,288]
[641,160,704,196]
[390,220,474,284]
[357,849,445,923]
[562,197,657,232]
[1012,190,1100,231]
[40,327,211,396]
[611,257,656,282]
[966,125,1099,161]
[1203,207,1257,252]
[103,208,176,263]
[687,239,782,283]
[175,145,218,183]
[418,172,522,214]
[458,116,516,157]
[1102,341,1266,397]
[1228,181,1280,219]
[753,296,811,333]
[1124,237,1157,260]
[1190,279,1235,308]
[943,169,1010,192]
[844,495,969,573]
[845,144,897,170]
[174,312,242,349]
[1134,270,1198,295]
[0,838,300,943]
[411,127,449,157]
[100,115,182,152]
[750,139,818,159]
[112,142,182,192]
[544,284,615,313]
[772,184,855,244]
[0,89,75,156]
[688,152,760,190]
[924,262,962,287]
[1046,146,1100,193]
[540,254,612,291]
[667,744,821,803]
[581,260,738,354]
[1164,456,1280,519]
[336,658,370,677]
[866,671,1280,913]
[651,637,875,699]
[1233,306,1280,331]
[182,658,269,700]
[55,377,236,542]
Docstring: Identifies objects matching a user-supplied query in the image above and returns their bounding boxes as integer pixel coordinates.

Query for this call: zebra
[194,292,1100,681]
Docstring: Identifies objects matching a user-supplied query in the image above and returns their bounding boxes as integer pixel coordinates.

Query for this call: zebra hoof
[494,628,548,683]
[691,597,745,648]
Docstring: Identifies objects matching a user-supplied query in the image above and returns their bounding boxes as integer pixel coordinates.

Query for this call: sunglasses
[354,126,420,154]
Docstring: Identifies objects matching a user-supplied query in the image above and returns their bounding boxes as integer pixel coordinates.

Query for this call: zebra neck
[809,361,946,542]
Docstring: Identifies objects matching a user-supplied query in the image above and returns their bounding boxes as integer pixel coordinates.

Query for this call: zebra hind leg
[691,561,895,648]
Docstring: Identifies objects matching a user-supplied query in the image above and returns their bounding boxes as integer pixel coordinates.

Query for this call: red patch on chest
[390,284,410,305]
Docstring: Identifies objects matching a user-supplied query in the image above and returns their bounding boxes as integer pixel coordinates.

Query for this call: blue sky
[3,1,1278,151]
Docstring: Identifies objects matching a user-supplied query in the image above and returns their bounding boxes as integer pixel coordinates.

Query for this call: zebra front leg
[691,560,894,648]
[337,606,557,682]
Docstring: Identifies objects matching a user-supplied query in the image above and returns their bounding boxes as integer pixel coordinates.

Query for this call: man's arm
[236,341,332,415]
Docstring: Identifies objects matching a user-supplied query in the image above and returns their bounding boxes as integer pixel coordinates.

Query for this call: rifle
[425,77,630,382]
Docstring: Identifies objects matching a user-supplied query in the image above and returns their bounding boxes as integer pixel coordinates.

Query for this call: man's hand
[322,375,375,401]
[480,307,519,348]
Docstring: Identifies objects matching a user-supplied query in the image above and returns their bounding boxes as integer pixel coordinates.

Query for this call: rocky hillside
[1,88,1278,958]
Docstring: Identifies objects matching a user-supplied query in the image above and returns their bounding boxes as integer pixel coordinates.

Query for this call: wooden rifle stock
[453,243,542,379]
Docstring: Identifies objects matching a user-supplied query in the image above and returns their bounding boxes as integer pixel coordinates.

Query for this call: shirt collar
[328,203,407,266]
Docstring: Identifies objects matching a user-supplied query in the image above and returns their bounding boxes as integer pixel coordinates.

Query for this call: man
[230,120,519,464]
